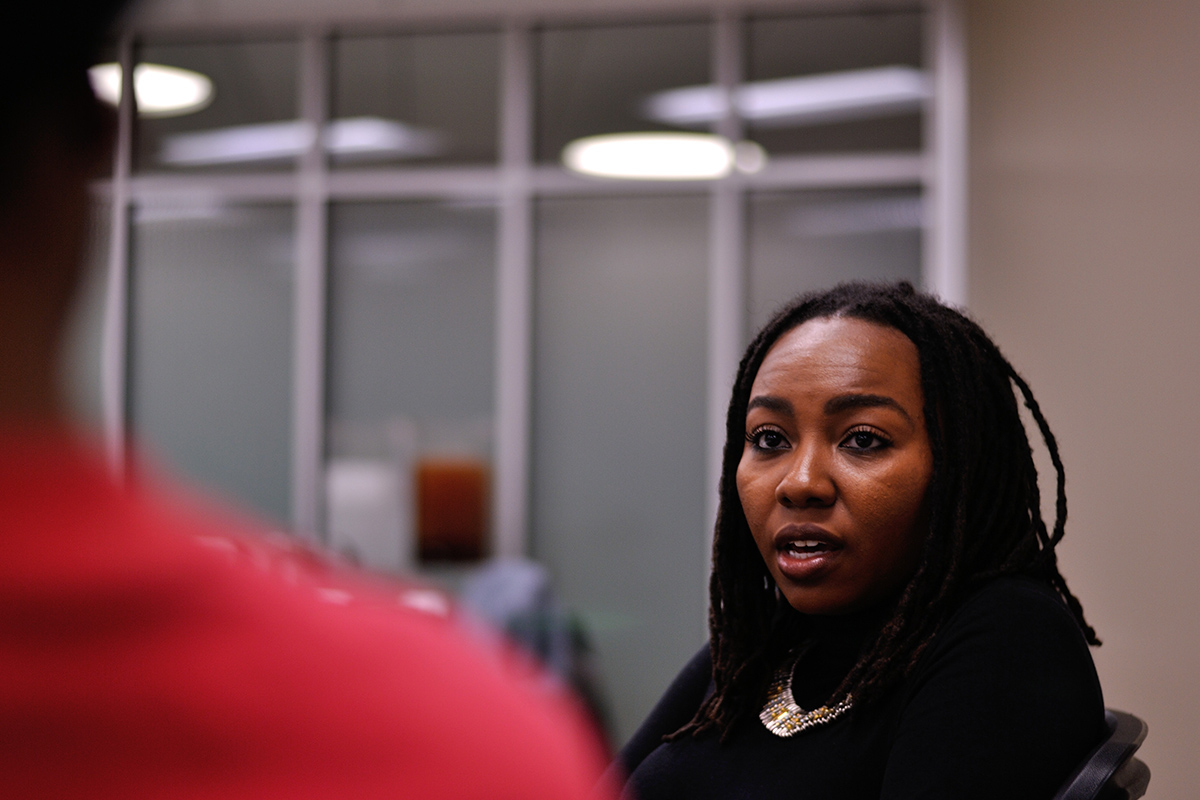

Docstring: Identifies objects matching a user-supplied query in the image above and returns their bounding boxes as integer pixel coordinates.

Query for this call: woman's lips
[773,525,843,581]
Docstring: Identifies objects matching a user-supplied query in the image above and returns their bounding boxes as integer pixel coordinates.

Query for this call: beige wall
[967,1,1200,796]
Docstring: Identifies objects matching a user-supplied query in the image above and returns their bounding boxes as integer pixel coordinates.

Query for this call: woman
[619,282,1105,799]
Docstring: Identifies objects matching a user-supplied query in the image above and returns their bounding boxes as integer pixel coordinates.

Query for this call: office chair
[1052,709,1150,800]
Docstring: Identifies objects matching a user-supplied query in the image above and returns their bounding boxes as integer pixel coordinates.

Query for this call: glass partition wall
[85,5,965,745]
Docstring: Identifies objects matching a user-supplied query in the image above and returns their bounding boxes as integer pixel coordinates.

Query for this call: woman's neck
[785,603,891,709]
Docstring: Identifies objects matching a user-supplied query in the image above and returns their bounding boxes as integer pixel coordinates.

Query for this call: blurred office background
[62,1,1199,796]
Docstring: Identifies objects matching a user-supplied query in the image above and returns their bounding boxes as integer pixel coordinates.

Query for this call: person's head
[679,281,1096,740]
[0,2,130,420]
[738,314,934,618]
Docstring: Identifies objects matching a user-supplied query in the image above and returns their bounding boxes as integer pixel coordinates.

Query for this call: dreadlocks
[673,281,1097,741]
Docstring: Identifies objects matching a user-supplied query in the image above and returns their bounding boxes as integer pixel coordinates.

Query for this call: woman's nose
[775,441,835,508]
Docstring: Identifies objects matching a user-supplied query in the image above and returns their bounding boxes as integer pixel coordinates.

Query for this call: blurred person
[617,282,1105,799]
[0,3,613,797]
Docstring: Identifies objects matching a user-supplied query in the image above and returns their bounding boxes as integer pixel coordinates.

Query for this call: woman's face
[736,316,934,615]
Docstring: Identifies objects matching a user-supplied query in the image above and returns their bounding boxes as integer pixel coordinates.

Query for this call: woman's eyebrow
[824,393,913,424]
[746,395,793,415]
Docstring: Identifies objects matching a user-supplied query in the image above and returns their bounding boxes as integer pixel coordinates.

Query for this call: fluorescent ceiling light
[643,66,930,129]
[324,117,442,160]
[89,63,214,118]
[162,120,312,165]
[562,132,740,181]
[159,117,443,166]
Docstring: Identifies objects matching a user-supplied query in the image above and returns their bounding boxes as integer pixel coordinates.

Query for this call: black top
[620,577,1105,800]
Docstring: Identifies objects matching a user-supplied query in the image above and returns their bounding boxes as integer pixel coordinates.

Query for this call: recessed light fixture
[642,66,930,128]
[563,132,762,181]
[89,63,215,118]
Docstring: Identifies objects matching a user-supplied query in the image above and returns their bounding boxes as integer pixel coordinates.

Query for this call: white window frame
[96,2,967,571]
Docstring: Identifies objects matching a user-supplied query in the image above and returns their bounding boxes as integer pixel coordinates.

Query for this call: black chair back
[1053,709,1149,800]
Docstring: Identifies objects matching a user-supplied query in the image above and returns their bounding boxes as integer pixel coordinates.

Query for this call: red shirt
[0,429,613,798]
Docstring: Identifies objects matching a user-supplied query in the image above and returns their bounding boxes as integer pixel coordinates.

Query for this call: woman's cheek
[739,468,776,517]
[851,469,926,535]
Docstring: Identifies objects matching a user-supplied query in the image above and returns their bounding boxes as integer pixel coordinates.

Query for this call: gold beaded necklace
[759,653,854,737]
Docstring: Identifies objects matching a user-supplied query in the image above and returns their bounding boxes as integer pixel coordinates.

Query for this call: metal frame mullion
[493,22,535,559]
[102,33,136,476]
[706,12,746,574]
[291,29,331,539]
[925,0,968,306]
[129,173,297,202]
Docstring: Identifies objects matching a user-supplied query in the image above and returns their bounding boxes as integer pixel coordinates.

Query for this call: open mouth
[780,539,840,560]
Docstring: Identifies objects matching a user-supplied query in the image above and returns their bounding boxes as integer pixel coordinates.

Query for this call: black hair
[0,2,131,208]
[674,281,1097,741]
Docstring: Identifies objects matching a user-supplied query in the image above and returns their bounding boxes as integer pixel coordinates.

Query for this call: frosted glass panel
[533,195,708,744]
[332,31,500,166]
[746,11,925,156]
[536,22,710,164]
[326,201,496,572]
[748,188,923,334]
[135,39,298,173]
[129,203,293,525]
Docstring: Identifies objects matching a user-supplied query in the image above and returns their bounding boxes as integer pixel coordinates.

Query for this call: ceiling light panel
[643,66,929,129]
[562,133,737,181]
[89,63,215,118]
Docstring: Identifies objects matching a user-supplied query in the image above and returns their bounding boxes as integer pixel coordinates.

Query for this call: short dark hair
[676,281,1097,740]
[0,2,131,206]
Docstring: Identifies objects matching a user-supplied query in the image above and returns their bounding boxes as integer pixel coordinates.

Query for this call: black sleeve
[616,643,713,779]
[880,579,1107,800]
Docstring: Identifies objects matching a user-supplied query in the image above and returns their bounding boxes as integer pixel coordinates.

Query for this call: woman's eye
[748,429,788,451]
[842,430,889,452]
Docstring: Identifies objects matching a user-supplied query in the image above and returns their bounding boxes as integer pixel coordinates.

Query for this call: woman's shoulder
[943,575,1093,645]
[880,575,1105,798]
[905,574,1103,703]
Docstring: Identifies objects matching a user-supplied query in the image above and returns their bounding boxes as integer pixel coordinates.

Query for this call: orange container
[415,457,490,562]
